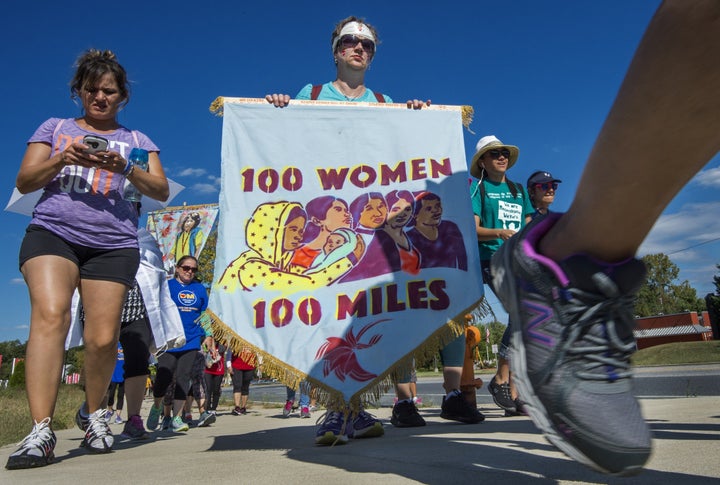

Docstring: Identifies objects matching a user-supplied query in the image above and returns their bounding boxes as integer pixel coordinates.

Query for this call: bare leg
[394,382,413,400]
[541,0,720,262]
[21,256,78,423]
[79,279,127,414]
[124,376,146,417]
[442,366,462,393]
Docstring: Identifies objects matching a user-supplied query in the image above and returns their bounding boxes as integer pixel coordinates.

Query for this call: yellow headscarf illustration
[217,201,360,294]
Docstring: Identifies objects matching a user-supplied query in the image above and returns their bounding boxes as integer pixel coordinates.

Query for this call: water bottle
[124,148,149,202]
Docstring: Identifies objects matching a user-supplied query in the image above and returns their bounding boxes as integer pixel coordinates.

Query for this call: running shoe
[349,409,384,438]
[440,391,485,424]
[75,405,89,432]
[114,414,123,425]
[183,412,193,424]
[172,415,189,432]
[161,415,172,430]
[490,212,652,475]
[315,411,350,445]
[231,406,242,416]
[300,406,311,418]
[283,400,293,418]
[121,415,149,440]
[239,407,247,415]
[85,409,114,453]
[5,418,56,470]
[390,400,426,428]
[104,410,113,423]
[197,411,216,427]
[488,376,517,414]
[146,404,162,431]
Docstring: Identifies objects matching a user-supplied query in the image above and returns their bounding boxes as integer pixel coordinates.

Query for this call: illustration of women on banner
[171,211,204,260]
[216,201,365,294]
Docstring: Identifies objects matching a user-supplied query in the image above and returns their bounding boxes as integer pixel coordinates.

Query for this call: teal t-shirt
[470,179,533,260]
[296,82,393,103]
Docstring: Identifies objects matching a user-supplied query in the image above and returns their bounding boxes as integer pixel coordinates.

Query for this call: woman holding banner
[266,16,439,443]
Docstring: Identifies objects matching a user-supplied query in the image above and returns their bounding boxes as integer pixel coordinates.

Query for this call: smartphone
[83,135,108,154]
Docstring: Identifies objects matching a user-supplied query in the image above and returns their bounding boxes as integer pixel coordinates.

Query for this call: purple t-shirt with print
[28,118,159,249]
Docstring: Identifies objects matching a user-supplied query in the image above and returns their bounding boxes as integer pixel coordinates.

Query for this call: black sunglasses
[486,148,511,159]
[339,34,375,54]
[533,182,559,191]
[180,265,198,272]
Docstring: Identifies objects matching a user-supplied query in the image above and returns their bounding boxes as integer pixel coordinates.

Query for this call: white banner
[206,99,484,404]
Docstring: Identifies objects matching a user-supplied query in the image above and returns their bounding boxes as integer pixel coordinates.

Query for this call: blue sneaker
[490,213,652,475]
[146,404,162,431]
[349,409,384,438]
[315,411,349,445]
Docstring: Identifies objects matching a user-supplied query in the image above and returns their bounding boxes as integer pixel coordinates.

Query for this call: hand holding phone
[83,135,108,154]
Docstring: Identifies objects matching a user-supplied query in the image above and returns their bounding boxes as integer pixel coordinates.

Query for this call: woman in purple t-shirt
[7,49,169,470]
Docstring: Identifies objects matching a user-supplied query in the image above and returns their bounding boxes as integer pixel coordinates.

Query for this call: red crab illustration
[314,319,388,382]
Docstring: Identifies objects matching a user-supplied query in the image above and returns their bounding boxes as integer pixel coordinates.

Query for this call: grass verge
[0,384,85,448]
[632,340,720,366]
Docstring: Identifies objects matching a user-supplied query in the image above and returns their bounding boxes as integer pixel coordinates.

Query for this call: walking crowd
[6,1,720,479]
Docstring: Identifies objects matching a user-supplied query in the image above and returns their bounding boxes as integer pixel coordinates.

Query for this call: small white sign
[491,344,498,354]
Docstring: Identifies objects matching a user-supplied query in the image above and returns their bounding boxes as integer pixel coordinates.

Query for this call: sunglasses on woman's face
[180,265,198,273]
[339,34,375,54]
[533,182,559,191]
[487,149,511,159]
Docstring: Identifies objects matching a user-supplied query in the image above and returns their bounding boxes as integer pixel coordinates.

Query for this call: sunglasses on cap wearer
[485,148,511,159]
[179,265,198,273]
[533,182,559,191]
[338,34,375,54]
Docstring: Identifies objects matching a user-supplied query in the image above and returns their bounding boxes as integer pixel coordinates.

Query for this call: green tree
[197,224,218,290]
[9,360,26,387]
[0,340,27,380]
[65,346,85,375]
[634,253,706,316]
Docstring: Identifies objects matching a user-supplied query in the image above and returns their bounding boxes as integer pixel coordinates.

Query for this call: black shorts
[120,316,152,378]
[19,224,139,286]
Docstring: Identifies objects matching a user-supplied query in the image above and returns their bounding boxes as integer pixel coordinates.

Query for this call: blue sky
[1,1,718,342]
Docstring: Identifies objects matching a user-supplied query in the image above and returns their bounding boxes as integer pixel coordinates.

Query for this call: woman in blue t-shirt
[145,255,214,433]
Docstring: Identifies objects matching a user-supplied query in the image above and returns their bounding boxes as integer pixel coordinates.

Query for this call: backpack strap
[131,130,140,148]
[311,84,323,100]
[373,92,386,103]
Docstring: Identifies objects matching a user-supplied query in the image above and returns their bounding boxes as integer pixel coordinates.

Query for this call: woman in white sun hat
[469,135,534,417]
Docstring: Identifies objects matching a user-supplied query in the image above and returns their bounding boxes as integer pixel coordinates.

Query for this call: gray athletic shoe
[490,213,652,476]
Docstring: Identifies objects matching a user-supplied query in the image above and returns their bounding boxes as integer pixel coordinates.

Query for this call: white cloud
[640,201,720,255]
[178,168,208,177]
[692,165,720,188]
[10,278,25,285]
[191,183,219,194]
[14,324,29,330]
[639,202,720,295]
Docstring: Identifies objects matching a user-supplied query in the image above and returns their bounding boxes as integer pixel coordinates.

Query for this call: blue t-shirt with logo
[168,279,208,352]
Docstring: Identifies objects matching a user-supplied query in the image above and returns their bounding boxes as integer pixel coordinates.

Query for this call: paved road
[234,364,720,407]
[1,392,718,484]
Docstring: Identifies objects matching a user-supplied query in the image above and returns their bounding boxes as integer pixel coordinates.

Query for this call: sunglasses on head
[533,182,559,191]
[338,34,375,54]
[486,148,511,159]
[180,265,198,272]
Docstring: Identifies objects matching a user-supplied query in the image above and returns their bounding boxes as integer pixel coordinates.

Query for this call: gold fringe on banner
[209,96,225,117]
[197,295,491,411]
[461,105,475,134]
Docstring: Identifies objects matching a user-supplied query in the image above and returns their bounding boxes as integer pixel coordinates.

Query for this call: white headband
[331,21,376,52]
